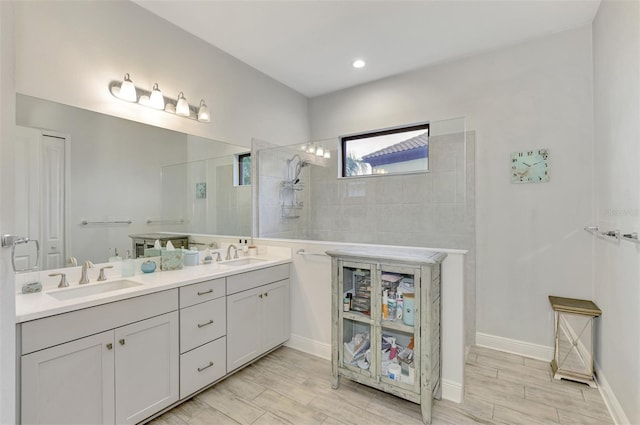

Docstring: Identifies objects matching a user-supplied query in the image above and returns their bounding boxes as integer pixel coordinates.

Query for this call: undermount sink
[220,258,266,267]
[47,280,143,301]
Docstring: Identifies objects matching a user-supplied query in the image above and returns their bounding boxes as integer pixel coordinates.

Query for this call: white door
[40,134,66,270]
[226,287,261,372]
[21,331,115,425]
[13,126,41,270]
[114,311,179,425]
[13,128,67,270]
[261,279,290,352]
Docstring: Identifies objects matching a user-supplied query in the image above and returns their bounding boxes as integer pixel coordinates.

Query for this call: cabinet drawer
[180,278,225,308]
[180,337,226,399]
[180,298,226,353]
[226,263,290,295]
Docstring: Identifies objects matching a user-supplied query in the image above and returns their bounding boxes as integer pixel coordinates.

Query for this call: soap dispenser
[121,250,135,277]
[108,248,122,262]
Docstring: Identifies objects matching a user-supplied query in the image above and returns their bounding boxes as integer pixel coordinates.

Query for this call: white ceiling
[134,0,601,98]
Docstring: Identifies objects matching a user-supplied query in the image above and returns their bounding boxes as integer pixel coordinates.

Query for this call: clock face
[511,149,549,183]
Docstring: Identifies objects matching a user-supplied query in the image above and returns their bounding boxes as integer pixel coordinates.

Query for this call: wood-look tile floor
[150,345,613,425]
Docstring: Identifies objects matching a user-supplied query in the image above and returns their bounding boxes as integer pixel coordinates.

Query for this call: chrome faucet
[225,244,239,260]
[79,260,94,284]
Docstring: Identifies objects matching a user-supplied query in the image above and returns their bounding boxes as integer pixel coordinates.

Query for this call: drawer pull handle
[197,320,214,328]
[197,289,213,296]
[197,361,214,372]
[119,339,125,345]
[106,343,113,350]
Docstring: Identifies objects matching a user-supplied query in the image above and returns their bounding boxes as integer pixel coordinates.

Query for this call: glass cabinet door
[377,265,420,392]
[338,262,373,377]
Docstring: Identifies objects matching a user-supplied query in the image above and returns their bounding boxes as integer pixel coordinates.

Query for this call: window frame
[340,122,430,178]
[237,152,251,186]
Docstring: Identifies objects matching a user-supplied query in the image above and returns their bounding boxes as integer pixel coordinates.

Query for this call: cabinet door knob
[106,343,113,350]
[119,339,125,345]
[264,292,269,297]
[259,294,263,299]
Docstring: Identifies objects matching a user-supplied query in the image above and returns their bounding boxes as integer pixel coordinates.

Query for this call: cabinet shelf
[381,319,414,333]
[342,311,372,324]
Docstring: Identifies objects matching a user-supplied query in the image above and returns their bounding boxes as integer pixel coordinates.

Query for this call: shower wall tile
[403,173,432,204]
[374,176,405,204]
[433,170,457,204]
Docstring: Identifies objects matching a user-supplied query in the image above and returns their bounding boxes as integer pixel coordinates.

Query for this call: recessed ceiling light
[352,59,366,69]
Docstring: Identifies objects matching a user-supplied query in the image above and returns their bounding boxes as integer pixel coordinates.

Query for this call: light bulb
[324,151,331,159]
[307,145,316,155]
[316,146,324,157]
[176,92,190,116]
[119,73,137,102]
[197,99,210,122]
[352,59,366,69]
[149,83,165,110]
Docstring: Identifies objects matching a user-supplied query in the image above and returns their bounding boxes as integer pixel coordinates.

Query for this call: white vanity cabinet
[226,264,290,372]
[179,278,227,399]
[19,290,179,425]
[326,248,446,425]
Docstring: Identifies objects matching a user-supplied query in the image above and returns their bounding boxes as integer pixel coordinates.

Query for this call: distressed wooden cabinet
[327,248,446,425]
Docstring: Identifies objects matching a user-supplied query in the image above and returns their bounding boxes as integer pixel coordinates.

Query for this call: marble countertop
[16,249,291,324]
[325,246,447,264]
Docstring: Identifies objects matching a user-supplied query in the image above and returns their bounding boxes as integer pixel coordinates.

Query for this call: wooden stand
[548,296,601,388]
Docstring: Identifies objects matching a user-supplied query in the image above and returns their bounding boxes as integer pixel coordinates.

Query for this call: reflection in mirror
[15,94,251,270]
[256,117,473,250]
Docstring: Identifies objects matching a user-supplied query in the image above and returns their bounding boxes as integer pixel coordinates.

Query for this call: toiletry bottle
[122,250,135,277]
[382,290,389,319]
[389,338,397,360]
[243,239,249,254]
[396,292,404,321]
[387,293,396,321]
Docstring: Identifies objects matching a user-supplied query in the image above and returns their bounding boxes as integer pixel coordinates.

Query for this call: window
[237,153,251,186]
[341,123,429,177]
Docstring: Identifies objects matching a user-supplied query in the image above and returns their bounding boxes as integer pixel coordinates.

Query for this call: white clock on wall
[511,149,550,183]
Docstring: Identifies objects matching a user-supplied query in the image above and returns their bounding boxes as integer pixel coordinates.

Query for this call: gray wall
[593,0,640,423]
[310,25,595,350]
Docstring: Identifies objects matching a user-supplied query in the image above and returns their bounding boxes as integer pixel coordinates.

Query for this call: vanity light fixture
[175,92,190,117]
[197,99,210,122]
[323,150,331,159]
[118,73,137,102]
[109,73,211,123]
[315,146,324,157]
[149,83,165,110]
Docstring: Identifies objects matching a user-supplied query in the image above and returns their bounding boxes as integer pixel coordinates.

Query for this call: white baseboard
[284,334,331,360]
[442,379,463,403]
[476,332,553,361]
[594,362,630,425]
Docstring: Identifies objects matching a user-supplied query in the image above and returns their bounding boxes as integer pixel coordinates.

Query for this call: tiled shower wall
[257,131,476,344]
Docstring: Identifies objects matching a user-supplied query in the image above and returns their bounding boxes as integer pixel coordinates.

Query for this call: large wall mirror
[15,94,251,270]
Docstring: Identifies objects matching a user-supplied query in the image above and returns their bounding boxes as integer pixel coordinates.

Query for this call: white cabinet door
[21,331,114,425]
[114,311,179,425]
[227,279,290,372]
[226,287,261,372]
[261,279,290,352]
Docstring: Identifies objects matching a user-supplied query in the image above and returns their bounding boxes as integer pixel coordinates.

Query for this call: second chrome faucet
[79,260,94,284]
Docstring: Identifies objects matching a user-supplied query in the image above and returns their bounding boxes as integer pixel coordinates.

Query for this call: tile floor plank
[151,345,613,425]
